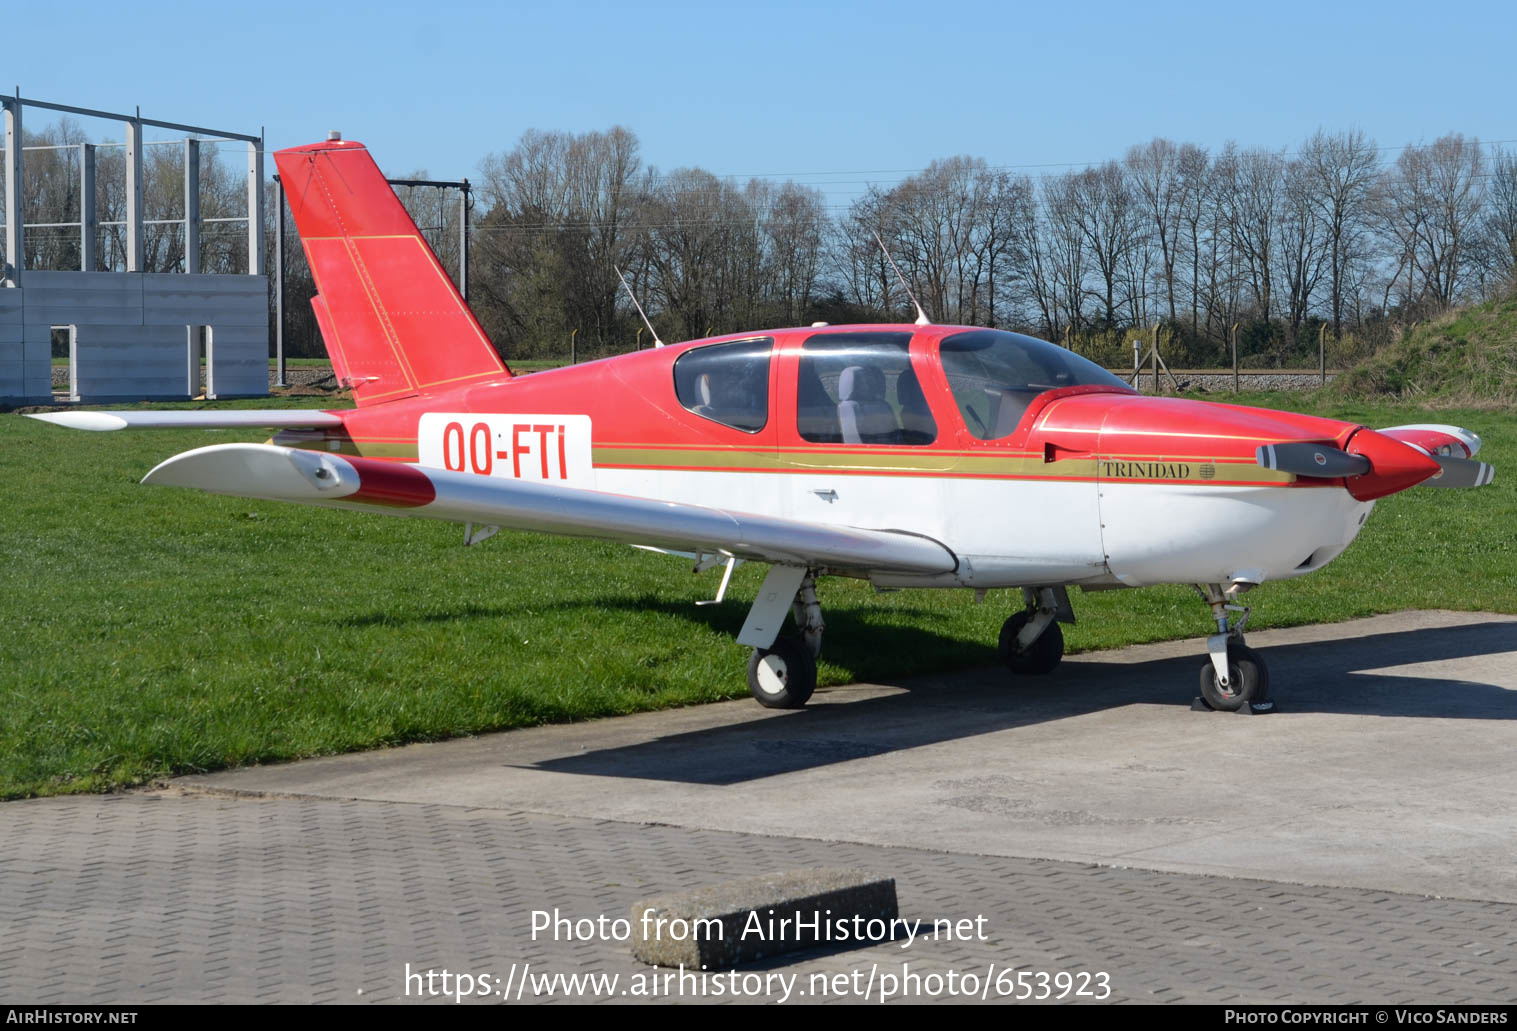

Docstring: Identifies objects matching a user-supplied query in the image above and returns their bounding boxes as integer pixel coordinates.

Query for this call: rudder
[274,140,508,406]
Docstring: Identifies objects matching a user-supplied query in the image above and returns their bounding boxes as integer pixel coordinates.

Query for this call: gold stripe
[591,446,1298,484]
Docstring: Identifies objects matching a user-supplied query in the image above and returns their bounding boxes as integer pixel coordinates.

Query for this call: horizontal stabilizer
[28,410,347,432]
[142,444,958,577]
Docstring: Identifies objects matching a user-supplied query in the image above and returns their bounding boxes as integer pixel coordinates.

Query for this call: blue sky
[9,0,1514,207]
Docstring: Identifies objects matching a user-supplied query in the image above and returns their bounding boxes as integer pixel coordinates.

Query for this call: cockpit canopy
[669,326,1133,443]
[938,329,1132,440]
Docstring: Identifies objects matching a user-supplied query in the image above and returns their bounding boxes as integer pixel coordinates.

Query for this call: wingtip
[26,411,128,431]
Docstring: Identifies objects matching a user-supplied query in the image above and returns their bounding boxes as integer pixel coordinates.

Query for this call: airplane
[29,137,1496,714]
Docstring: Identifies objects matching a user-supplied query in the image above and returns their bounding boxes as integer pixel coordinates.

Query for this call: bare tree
[1174,144,1212,339]
[1377,134,1485,313]
[1276,159,1330,348]
[1476,146,1517,291]
[1215,145,1285,324]
[1126,138,1183,324]
[763,180,827,325]
[1042,172,1090,336]
[1301,129,1377,340]
[1067,161,1143,327]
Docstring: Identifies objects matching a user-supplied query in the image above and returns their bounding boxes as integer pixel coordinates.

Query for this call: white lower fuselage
[590,466,1374,590]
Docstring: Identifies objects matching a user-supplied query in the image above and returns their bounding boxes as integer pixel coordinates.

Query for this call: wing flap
[28,410,347,432]
[142,443,958,576]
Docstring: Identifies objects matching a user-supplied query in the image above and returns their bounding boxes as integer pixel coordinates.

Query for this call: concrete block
[0,359,27,399]
[630,868,897,969]
[23,326,52,362]
[0,291,20,343]
[24,361,53,398]
[143,274,268,327]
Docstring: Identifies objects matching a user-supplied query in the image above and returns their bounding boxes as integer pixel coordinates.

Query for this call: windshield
[938,329,1131,440]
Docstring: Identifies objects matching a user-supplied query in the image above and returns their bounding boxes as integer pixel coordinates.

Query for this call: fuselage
[274,324,1378,590]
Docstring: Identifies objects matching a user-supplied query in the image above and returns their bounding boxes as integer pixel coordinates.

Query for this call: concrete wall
[0,271,268,404]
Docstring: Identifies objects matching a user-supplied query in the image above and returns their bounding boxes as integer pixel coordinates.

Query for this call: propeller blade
[1255,442,1371,479]
[1420,456,1496,488]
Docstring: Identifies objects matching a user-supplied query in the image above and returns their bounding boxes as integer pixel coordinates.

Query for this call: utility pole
[274,175,287,388]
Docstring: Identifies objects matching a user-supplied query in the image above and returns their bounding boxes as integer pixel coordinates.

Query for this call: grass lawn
[1,390,1512,798]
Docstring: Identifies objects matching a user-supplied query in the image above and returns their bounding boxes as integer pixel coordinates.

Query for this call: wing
[27,411,347,432]
[142,443,958,577]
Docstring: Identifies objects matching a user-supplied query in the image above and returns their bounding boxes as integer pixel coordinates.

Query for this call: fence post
[1319,323,1327,386]
[1152,323,1160,395]
[1231,322,1239,392]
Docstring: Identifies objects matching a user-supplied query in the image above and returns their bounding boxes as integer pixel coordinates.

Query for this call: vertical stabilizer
[274,140,508,406]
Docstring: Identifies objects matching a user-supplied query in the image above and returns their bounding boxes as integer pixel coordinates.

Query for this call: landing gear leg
[741,566,821,709]
[998,586,1068,676]
[1194,583,1271,712]
[790,571,825,659]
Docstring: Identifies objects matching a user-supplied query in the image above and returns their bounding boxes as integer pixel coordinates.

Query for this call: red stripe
[347,456,437,507]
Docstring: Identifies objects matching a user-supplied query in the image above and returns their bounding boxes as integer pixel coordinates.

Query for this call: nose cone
[1343,428,1442,500]
[1042,394,1361,481]
[1054,395,1374,589]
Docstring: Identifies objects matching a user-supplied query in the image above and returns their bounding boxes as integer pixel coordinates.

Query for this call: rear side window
[673,338,772,433]
[797,332,937,445]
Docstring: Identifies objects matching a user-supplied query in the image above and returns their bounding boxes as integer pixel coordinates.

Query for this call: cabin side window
[796,332,937,446]
[672,338,773,433]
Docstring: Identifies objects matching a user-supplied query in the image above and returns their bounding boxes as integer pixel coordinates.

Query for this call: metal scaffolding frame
[1,89,264,285]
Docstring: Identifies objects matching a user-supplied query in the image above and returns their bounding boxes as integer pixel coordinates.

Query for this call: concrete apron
[180,610,1517,905]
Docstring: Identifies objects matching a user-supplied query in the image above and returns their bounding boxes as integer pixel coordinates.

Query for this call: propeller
[1255,442,1370,478]
[1256,440,1495,489]
[1421,455,1496,488]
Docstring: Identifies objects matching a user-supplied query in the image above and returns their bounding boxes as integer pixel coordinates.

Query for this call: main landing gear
[745,568,824,709]
[1194,583,1271,712]
[998,586,1070,676]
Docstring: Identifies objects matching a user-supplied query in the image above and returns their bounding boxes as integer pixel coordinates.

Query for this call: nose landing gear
[1194,583,1272,712]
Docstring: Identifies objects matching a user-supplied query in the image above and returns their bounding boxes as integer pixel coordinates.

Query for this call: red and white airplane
[31,138,1495,712]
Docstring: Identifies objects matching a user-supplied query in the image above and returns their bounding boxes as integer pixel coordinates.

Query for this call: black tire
[1197,642,1270,711]
[747,636,817,708]
[998,611,1065,675]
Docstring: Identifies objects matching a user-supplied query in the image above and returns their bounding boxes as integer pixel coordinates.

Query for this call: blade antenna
[615,265,664,348]
[872,230,931,326]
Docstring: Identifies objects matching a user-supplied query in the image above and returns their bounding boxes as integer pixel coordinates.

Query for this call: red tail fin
[274,140,508,406]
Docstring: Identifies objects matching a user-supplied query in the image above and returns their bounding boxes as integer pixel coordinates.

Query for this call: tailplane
[274,139,508,406]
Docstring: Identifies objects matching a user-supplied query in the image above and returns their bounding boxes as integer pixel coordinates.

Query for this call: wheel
[747,636,817,708]
[1197,642,1270,711]
[998,611,1064,675]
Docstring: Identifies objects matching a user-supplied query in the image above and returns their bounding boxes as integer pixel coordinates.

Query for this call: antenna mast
[872,230,931,326]
[615,265,664,348]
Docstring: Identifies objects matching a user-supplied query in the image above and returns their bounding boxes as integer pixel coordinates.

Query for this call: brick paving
[1,791,1512,1004]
